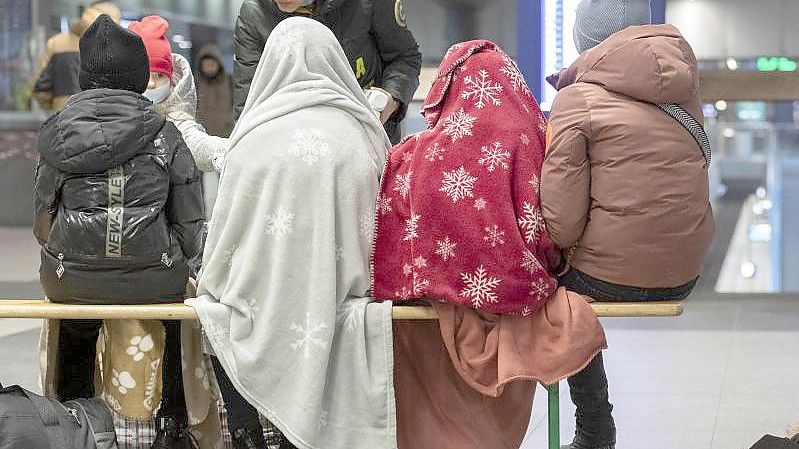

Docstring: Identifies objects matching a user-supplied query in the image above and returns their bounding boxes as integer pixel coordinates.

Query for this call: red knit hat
[128,15,173,78]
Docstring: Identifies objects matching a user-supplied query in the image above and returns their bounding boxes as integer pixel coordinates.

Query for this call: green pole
[547,383,560,449]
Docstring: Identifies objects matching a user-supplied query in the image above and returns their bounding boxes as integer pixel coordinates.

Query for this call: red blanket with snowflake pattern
[372,40,561,316]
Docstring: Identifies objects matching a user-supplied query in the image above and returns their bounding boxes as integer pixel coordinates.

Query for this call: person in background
[233,0,422,143]
[541,1,715,448]
[130,15,228,173]
[33,15,204,449]
[29,1,120,111]
[194,43,234,216]
[196,44,235,138]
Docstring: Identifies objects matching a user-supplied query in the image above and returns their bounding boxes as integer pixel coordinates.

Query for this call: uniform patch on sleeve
[394,0,407,28]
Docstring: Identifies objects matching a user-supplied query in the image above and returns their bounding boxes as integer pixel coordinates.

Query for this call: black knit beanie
[79,14,149,93]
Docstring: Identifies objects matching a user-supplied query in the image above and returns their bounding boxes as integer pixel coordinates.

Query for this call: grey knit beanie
[574,0,652,54]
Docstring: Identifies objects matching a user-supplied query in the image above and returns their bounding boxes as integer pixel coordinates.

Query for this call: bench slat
[0,300,682,320]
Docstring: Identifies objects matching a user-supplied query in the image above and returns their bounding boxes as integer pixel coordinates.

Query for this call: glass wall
[540,0,580,110]
[0,0,35,112]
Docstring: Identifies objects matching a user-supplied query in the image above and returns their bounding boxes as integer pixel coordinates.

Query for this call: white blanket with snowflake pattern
[186,17,396,449]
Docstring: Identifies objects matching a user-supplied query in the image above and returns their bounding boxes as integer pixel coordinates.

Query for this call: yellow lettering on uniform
[355,57,366,79]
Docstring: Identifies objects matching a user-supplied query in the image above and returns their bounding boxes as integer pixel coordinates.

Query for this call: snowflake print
[435,236,457,261]
[460,265,502,308]
[403,213,421,242]
[359,211,374,239]
[376,196,393,215]
[337,300,365,333]
[395,286,413,300]
[424,142,446,162]
[203,322,229,348]
[424,114,436,129]
[483,225,506,247]
[443,108,477,143]
[440,166,478,203]
[478,142,511,172]
[518,202,545,244]
[520,133,531,146]
[393,171,413,199]
[221,245,238,266]
[529,278,554,299]
[414,255,428,269]
[474,197,487,211]
[290,312,329,359]
[501,57,533,97]
[411,272,430,296]
[317,410,329,431]
[265,206,295,238]
[274,26,304,58]
[461,69,503,109]
[538,116,547,135]
[401,151,414,163]
[402,263,414,277]
[529,174,540,195]
[519,303,534,317]
[245,297,260,314]
[521,249,544,275]
[290,129,331,166]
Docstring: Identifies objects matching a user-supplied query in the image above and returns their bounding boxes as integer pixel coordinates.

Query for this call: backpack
[0,382,118,449]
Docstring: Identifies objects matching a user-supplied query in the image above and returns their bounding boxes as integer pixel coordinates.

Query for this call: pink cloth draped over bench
[394,288,606,449]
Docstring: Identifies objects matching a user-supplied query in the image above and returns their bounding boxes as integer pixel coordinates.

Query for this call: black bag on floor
[0,382,118,449]
[749,434,799,449]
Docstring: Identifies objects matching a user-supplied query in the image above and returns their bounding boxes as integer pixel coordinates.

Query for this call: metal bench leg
[547,382,560,449]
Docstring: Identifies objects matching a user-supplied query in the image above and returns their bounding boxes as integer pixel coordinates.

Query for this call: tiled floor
[521,295,799,449]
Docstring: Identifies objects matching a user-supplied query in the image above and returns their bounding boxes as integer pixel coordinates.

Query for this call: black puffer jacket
[34,89,205,304]
[233,0,422,141]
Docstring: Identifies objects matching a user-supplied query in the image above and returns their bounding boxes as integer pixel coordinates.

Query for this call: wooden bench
[0,299,683,320]
[0,299,682,449]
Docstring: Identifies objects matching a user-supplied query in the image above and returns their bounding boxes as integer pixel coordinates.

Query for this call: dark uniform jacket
[233,0,422,141]
[34,89,205,304]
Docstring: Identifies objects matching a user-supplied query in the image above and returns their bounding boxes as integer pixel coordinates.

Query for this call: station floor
[1,186,797,449]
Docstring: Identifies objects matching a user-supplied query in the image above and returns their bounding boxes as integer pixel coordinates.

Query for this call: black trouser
[559,268,697,448]
[210,356,296,449]
[56,319,187,422]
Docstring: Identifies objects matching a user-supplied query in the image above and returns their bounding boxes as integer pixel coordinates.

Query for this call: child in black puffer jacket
[33,15,204,449]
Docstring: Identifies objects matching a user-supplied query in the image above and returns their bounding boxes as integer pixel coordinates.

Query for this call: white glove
[364,87,399,124]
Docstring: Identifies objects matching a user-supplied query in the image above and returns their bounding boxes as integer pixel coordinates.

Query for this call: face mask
[144,83,171,104]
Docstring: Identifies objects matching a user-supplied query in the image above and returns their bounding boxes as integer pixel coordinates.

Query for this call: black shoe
[232,426,268,449]
[151,416,198,449]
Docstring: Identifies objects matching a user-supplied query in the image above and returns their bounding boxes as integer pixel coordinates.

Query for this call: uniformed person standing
[233,0,422,143]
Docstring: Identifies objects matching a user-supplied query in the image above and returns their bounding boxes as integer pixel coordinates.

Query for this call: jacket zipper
[56,253,65,280]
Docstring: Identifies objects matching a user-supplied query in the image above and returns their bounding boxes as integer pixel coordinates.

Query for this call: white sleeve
[174,118,229,173]
[162,54,229,173]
